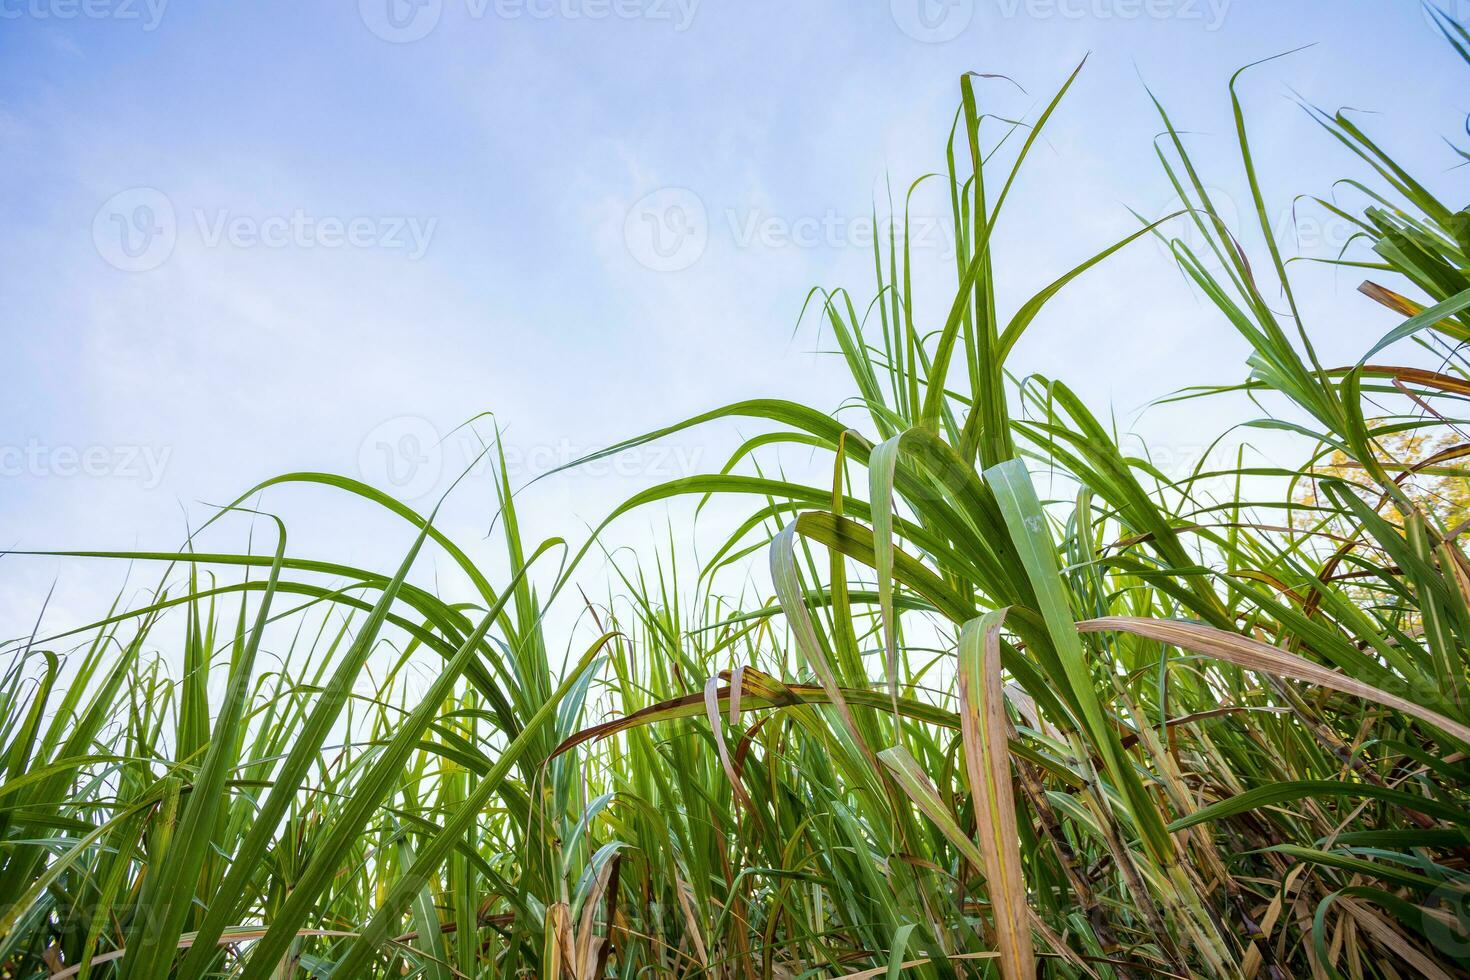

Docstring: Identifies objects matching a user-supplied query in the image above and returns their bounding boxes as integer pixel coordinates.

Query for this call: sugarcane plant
[2,13,1469,979]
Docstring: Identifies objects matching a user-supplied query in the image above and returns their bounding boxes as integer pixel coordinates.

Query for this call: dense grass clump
[5,23,1470,980]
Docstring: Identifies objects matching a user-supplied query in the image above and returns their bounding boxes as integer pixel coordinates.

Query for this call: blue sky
[2,0,1467,635]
